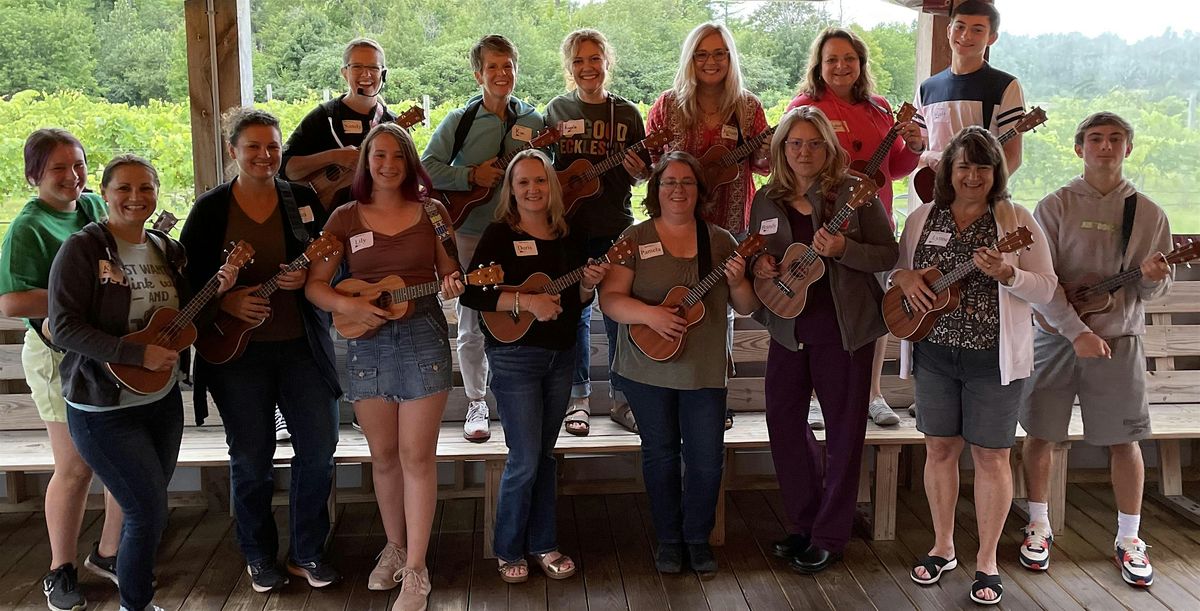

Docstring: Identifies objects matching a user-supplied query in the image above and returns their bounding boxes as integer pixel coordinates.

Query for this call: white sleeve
[994,80,1026,132]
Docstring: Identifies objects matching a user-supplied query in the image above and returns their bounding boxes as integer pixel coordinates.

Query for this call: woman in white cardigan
[890,126,1055,606]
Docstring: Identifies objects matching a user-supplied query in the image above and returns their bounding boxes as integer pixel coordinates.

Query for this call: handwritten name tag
[514,240,538,256]
[639,242,665,259]
[924,231,951,247]
[350,232,374,253]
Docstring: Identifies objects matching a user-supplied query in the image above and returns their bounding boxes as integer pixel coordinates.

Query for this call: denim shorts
[912,341,1023,449]
[345,296,452,402]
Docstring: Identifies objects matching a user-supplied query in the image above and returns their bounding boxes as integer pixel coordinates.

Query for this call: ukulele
[300,106,426,207]
[848,102,918,188]
[753,177,881,319]
[1034,239,1200,335]
[107,241,255,395]
[557,130,673,216]
[629,233,766,361]
[430,127,563,228]
[913,107,1048,204]
[332,264,504,339]
[481,238,637,343]
[698,125,777,190]
[195,233,343,364]
[882,227,1034,341]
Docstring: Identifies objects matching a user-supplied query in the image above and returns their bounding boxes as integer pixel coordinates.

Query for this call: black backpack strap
[275,179,312,243]
[1120,193,1138,271]
[696,220,713,279]
[449,99,484,162]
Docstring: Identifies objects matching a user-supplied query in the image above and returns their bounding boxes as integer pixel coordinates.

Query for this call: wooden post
[872,446,901,541]
[184,0,254,196]
[4,472,28,504]
[709,448,733,547]
[483,459,503,559]
[1049,442,1071,533]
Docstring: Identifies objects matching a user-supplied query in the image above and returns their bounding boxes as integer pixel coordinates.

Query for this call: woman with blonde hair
[461,149,608,582]
[749,106,897,573]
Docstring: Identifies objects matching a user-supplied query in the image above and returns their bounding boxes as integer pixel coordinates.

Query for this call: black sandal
[910,555,958,585]
[970,572,1003,605]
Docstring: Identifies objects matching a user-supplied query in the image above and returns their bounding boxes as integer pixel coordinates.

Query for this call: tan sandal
[610,401,638,434]
[564,397,590,436]
[534,551,577,580]
[497,559,528,584]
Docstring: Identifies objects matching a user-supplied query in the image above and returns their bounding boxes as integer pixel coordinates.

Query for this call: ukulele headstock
[894,102,917,124]
[1013,107,1048,134]
[643,129,673,150]
[148,210,179,234]
[224,240,256,269]
[605,237,637,265]
[996,226,1035,254]
[305,233,342,262]
[468,263,505,290]
[1166,238,1200,267]
[847,176,881,210]
[737,233,767,258]
[396,105,425,130]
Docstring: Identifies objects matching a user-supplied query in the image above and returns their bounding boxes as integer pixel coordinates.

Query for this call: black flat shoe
[772,534,811,559]
[655,543,683,574]
[687,543,718,577]
[790,545,842,574]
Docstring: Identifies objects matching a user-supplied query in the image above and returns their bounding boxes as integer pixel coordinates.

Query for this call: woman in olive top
[305,122,464,611]
[461,150,608,583]
[599,151,757,577]
[180,107,341,593]
[749,106,897,573]
[0,129,122,611]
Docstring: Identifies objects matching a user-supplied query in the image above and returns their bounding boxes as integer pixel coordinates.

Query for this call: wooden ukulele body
[912,166,936,204]
[557,159,601,217]
[303,163,354,206]
[1032,274,1113,335]
[332,276,416,339]
[698,145,741,189]
[194,313,262,365]
[629,286,707,362]
[432,186,491,228]
[881,268,960,341]
[753,243,827,319]
[106,308,197,395]
[479,273,554,343]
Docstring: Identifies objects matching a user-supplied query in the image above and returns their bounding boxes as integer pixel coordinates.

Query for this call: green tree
[0,0,99,96]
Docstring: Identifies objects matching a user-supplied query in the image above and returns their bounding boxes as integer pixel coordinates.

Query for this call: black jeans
[206,338,340,565]
[68,387,184,611]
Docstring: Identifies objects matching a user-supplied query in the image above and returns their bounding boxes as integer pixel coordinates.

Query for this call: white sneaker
[868,396,900,426]
[274,408,291,442]
[463,400,491,442]
[1115,536,1153,587]
[1018,521,1053,571]
[808,397,824,431]
[908,402,917,417]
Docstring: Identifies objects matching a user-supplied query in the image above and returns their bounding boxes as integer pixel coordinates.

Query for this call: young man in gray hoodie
[1018,112,1172,588]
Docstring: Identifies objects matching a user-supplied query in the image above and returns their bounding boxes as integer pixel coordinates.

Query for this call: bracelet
[513,292,521,316]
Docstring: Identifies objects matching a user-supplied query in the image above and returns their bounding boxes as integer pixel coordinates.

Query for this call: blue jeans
[573,235,624,402]
[68,387,184,611]
[206,338,340,565]
[620,375,726,544]
[488,344,575,562]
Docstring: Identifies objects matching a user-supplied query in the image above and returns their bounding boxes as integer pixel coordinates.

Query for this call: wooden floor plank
[543,495,585,611]
[603,494,665,611]
[263,507,312,611]
[178,513,249,611]
[719,491,795,610]
[325,501,389,611]
[842,537,916,611]
[731,490,832,610]
[635,494,710,610]
[1086,483,1200,594]
[0,512,33,549]
[11,510,109,610]
[764,491,874,610]
[573,494,628,609]
[504,492,548,611]
[428,498,475,611]
[466,495,508,611]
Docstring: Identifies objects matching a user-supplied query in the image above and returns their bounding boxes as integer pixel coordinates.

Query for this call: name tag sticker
[1081,220,1115,232]
[342,120,364,134]
[513,240,538,256]
[759,218,779,235]
[511,125,533,142]
[930,106,949,121]
[298,206,315,223]
[561,119,585,137]
[830,120,849,133]
[350,232,374,253]
[925,231,952,247]
[639,242,665,259]
[721,124,739,141]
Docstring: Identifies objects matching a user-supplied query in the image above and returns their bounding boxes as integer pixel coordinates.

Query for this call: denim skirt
[345,295,452,402]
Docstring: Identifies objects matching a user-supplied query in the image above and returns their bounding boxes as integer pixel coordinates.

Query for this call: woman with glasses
[599,151,757,577]
[645,21,768,430]
[749,107,897,574]
[788,27,926,427]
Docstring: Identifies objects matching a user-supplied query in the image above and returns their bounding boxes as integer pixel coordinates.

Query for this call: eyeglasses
[692,49,730,65]
[659,179,698,191]
[784,139,827,153]
[345,63,384,74]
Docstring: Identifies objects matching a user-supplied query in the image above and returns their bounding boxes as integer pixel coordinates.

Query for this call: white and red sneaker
[1114,536,1154,587]
[1018,522,1053,571]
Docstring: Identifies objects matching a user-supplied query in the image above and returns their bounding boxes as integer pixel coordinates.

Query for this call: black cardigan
[179,178,341,422]
[48,222,192,407]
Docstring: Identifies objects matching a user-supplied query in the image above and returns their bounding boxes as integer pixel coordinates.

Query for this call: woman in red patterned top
[646,22,770,238]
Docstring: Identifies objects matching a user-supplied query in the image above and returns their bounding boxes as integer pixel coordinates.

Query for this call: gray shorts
[913,342,1023,449]
[1019,330,1150,446]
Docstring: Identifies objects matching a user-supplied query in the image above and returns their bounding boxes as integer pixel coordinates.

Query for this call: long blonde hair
[495,150,569,237]
[672,22,747,130]
[560,29,615,91]
[763,106,848,207]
